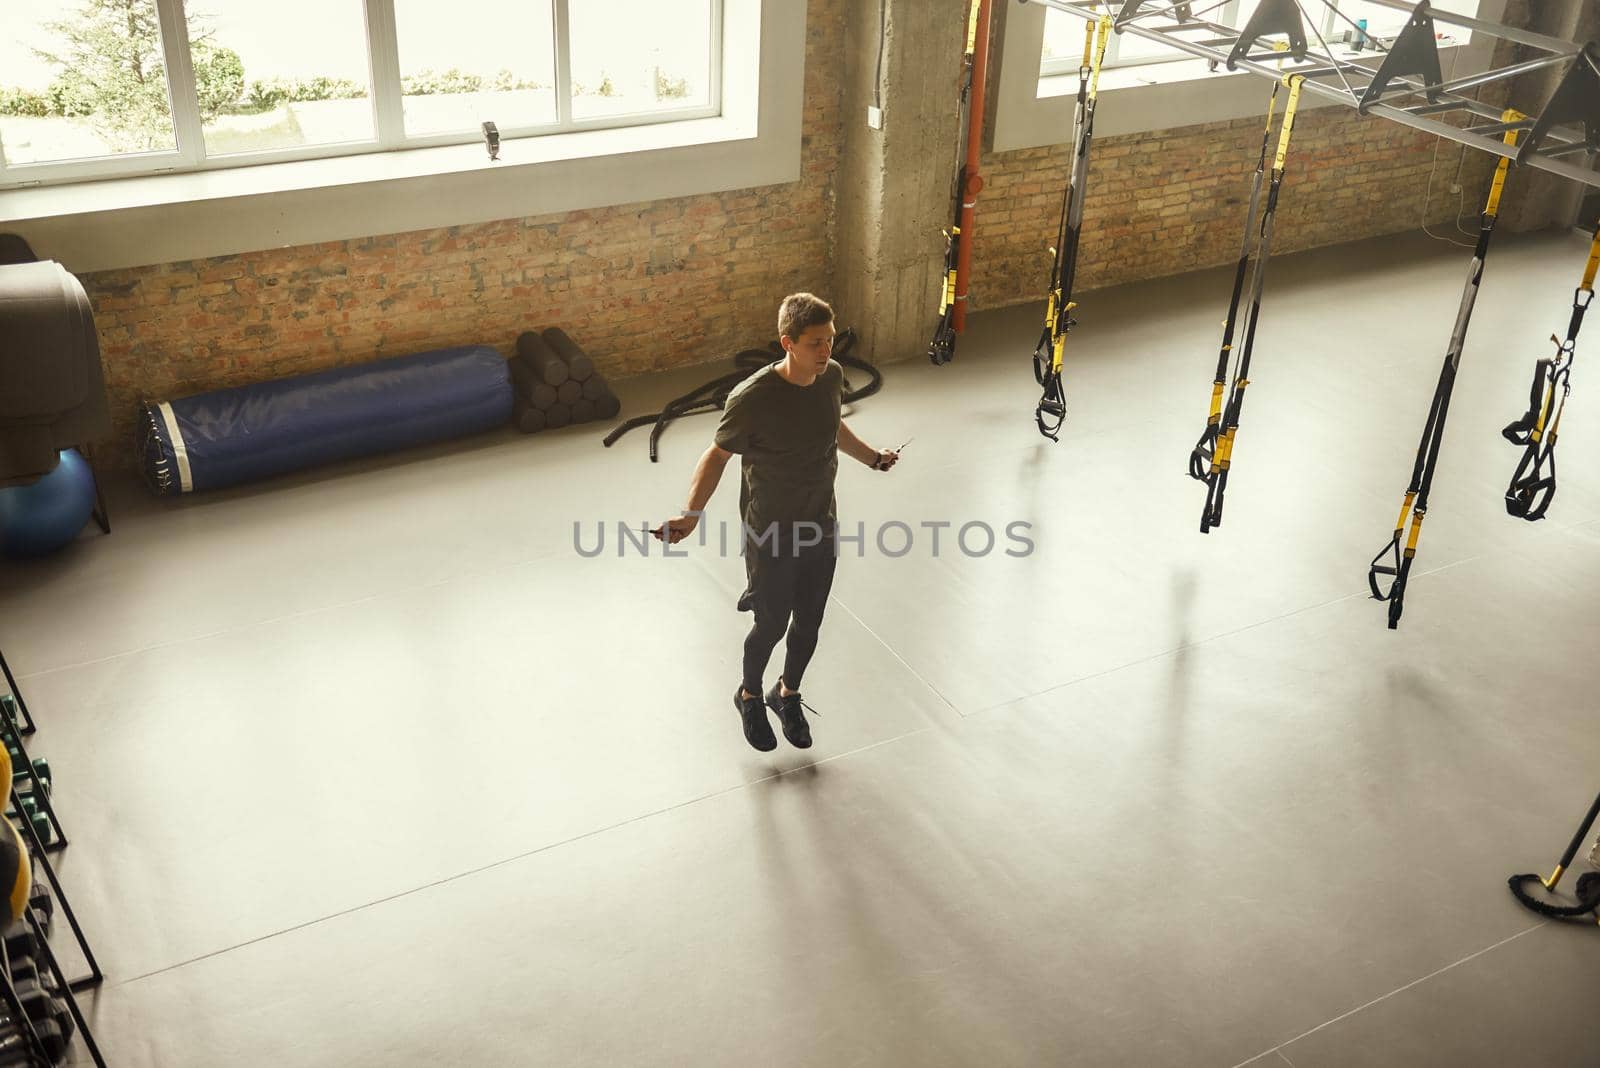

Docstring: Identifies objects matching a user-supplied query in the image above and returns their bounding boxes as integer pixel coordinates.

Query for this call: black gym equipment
[1509,790,1600,924]
[1032,15,1110,441]
[543,327,597,382]
[1356,2,1443,114]
[510,329,618,434]
[1500,221,1600,521]
[516,332,570,387]
[1224,0,1307,71]
[603,328,880,462]
[1187,77,1301,534]
[1368,114,1523,629]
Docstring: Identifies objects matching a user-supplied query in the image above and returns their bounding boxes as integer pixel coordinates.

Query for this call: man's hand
[651,514,701,544]
[839,421,905,471]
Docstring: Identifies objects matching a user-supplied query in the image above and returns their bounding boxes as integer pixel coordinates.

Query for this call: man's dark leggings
[738,538,838,696]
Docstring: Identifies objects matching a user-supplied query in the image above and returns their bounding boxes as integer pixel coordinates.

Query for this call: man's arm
[685,444,733,512]
[838,421,897,471]
[653,444,733,543]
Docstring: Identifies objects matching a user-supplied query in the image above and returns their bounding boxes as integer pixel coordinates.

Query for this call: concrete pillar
[835,0,970,364]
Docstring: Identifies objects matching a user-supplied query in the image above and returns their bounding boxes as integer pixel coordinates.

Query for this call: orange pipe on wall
[951,0,992,333]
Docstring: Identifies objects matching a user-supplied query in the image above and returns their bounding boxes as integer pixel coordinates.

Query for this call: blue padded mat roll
[140,346,512,495]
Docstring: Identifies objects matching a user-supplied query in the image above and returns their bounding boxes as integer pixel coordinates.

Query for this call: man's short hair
[778,293,834,341]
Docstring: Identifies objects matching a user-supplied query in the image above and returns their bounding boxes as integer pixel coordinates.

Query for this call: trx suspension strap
[1033,14,1110,441]
[1188,75,1302,532]
[1500,220,1600,521]
[1368,112,1523,629]
[930,0,993,365]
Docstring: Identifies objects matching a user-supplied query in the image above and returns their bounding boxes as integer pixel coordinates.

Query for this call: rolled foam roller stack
[507,327,620,433]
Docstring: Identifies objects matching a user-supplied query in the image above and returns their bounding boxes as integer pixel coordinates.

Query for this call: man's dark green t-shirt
[714,359,844,536]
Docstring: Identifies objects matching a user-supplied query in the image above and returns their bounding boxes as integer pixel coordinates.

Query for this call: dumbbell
[4,805,50,847]
[10,759,48,792]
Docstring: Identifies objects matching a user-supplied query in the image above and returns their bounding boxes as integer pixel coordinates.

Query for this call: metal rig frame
[1024,0,1600,190]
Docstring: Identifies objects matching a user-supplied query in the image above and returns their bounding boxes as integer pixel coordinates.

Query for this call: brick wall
[78,0,1516,466]
[82,0,845,463]
[973,104,1500,310]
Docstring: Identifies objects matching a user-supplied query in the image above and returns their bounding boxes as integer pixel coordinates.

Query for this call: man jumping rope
[653,294,900,752]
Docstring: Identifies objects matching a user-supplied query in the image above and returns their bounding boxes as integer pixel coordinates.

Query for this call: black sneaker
[735,686,777,752]
[765,682,813,749]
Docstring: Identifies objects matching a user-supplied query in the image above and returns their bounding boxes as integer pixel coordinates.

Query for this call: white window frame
[0,0,724,190]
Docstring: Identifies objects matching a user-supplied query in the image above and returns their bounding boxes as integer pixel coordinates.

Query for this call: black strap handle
[1368,534,1402,602]
[1369,536,1413,626]
[1501,359,1550,446]
[1505,471,1556,521]
[1032,326,1052,387]
[1187,426,1217,483]
[1035,375,1067,441]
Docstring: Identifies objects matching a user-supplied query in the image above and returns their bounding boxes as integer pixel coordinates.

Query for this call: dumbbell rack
[0,649,106,1067]
[0,952,56,1068]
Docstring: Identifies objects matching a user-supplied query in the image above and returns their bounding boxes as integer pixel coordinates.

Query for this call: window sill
[0,0,799,275]
[3,115,738,217]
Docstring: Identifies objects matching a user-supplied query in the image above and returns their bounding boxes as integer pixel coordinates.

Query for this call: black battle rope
[930,0,982,366]
[1509,790,1600,924]
[1032,14,1110,442]
[1500,222,1600,521]
[602,328,881,461]
[1368,112,1523,629]
[1186,77,1293,533]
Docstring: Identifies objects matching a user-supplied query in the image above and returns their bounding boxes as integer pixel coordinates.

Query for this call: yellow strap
[1403,512,1424,555]
[1532,382,1555,439]
[1393,491,1415,535]
[1081,17,1095,68]
[966,0,981,55]
[1262,81,1281,136]
[1273,75,1304,171]
[1207,381,1225,423]
[1088,17,1112,101]
[1484,109,1524,218]
[1214,429,1236,470]
[1582,218,1600,292]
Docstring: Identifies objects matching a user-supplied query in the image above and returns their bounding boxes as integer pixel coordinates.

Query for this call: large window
[0,0,722,188]
[1041,1,1478,77]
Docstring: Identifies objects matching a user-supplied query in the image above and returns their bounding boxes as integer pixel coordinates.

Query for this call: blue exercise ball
[0,449,97,559]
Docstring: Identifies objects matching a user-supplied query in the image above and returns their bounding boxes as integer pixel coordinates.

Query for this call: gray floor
[4,228,1599,1066]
